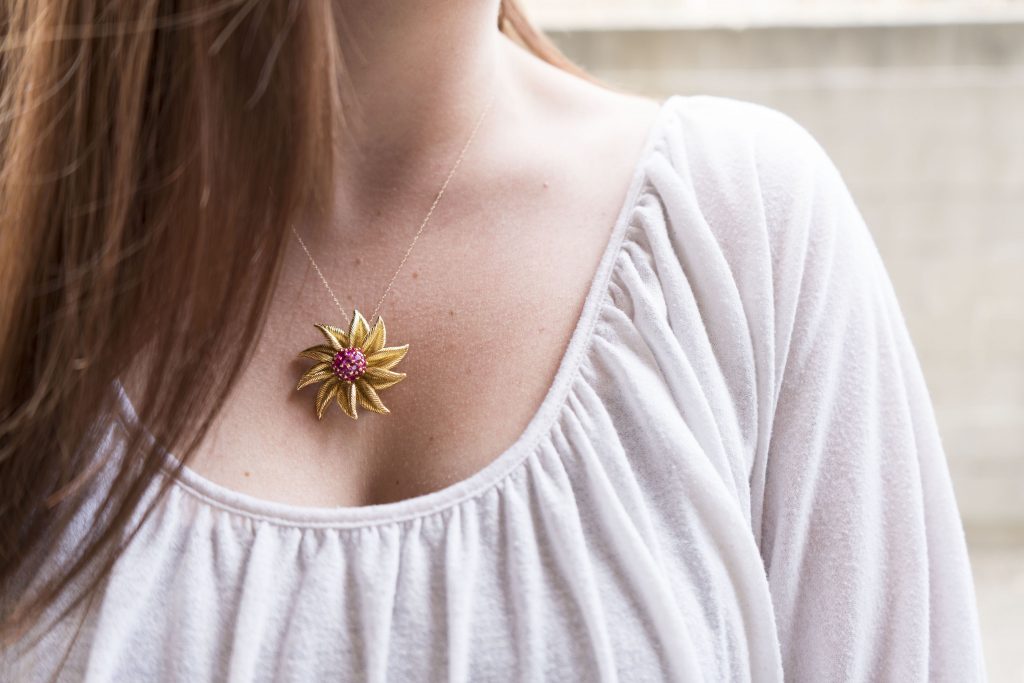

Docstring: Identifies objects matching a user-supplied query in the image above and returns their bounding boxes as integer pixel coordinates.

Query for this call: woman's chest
[184,152,652,509]
[178,97,670,509]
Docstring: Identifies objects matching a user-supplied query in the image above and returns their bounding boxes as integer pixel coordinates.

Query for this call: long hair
[0,0,599,646]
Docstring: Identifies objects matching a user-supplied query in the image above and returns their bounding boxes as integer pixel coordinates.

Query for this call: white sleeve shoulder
[741,102,988,682]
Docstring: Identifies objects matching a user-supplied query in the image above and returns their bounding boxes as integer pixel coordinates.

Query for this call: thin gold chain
[291,87,498,325]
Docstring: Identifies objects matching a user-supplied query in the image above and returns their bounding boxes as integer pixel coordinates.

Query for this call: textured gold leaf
[348,309,370,349]
[315,323,348,350]
[315,380,340,420]
[346,380,360,419]
[335,382,356,419]
[298,344,335,363]
[363,366,406,391]
[362,317,386,354]
[355,378,390,414]
[296,363,332,390]
[366,344,408,371]
[335,380,356,419]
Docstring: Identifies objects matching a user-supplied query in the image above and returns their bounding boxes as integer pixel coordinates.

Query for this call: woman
[0,1,987,680]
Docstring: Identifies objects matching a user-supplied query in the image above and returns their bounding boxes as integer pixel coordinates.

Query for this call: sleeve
[748,109,988,682]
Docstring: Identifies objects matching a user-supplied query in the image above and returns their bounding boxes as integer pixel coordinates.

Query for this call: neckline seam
[114,94,680,530]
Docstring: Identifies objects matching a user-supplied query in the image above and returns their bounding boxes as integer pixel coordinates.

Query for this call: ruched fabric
[5,94,986,682]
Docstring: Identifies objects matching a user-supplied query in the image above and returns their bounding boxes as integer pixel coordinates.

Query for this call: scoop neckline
[113,94,680,529]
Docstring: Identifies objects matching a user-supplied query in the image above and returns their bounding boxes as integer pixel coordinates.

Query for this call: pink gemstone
[332,347,367,382]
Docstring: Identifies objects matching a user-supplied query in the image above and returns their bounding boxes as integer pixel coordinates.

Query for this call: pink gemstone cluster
[332,347,367,382]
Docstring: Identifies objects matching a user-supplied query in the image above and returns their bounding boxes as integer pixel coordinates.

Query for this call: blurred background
[518,0,1023,679]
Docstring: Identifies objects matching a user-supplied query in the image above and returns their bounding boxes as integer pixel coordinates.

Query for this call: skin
[184,1,664,506]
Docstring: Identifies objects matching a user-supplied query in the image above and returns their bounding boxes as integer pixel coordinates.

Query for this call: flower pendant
[295,309,409,420]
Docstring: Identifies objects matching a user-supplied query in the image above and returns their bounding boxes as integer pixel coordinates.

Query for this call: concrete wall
[530,20,1024,536]
[523,0,1024,30]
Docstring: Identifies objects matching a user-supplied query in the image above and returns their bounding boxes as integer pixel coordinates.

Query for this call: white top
[6,94,987,682]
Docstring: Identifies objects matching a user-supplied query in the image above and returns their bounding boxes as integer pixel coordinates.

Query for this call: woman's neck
[330,1,504,193]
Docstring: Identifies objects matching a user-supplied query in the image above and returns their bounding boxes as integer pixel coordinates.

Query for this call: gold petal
[337,380,358,419]
[355,378,390,414]
[315,323,348,350]
[363,366,406,391]
[315,380,340,420]
[348,380,359,419]
[366,344,408,371]
[298,344,335,363]
[296,363,332,390]
[348,309,370,349]
[361,317,386,354]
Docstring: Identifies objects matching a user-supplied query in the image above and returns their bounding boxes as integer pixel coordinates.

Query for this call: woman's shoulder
[654,92,863,269]
[660,93,835,198]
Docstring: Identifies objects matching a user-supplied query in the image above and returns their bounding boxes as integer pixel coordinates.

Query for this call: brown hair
[0,0,599,649]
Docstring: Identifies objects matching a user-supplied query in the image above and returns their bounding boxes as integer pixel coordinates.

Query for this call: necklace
[292,88,497,420]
